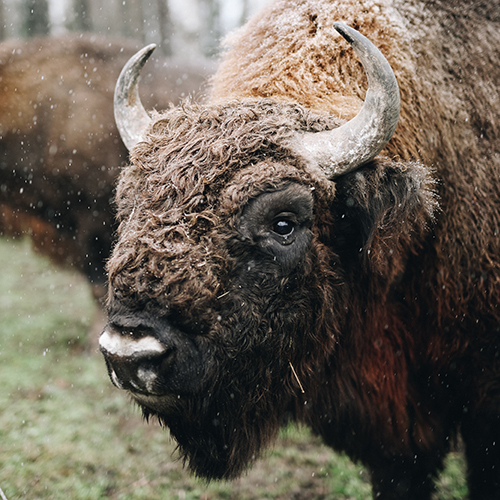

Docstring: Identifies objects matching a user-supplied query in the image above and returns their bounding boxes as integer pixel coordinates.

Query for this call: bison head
[100,25,435,479]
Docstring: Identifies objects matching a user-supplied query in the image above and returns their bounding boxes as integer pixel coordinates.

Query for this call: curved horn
[294,22,400,179]
[114,44,156,151]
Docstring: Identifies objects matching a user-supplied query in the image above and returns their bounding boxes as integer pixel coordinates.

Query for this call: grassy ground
[0,237,468,499]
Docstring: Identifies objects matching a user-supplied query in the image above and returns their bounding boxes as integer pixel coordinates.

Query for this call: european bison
[99,0,500,498]
[0,34,213,303]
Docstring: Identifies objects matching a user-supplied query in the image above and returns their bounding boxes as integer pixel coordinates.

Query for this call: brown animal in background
[0,34,214,302]
[99,0,500,498]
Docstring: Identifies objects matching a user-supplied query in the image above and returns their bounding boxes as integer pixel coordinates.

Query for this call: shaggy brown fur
[0,34,213,300]
[103,1,500,498]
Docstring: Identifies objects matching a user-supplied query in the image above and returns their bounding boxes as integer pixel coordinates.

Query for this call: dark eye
[272,219,295,236]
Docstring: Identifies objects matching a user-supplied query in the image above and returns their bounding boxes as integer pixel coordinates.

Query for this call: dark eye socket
[272,219,295,236]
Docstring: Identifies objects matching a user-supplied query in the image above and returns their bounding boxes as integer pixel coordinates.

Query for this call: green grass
[0,237,467,499]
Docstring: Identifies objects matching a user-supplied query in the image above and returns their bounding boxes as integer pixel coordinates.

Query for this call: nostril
[99,327,173,394]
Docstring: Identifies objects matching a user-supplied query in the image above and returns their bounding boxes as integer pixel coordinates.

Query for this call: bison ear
[331,159,436,281]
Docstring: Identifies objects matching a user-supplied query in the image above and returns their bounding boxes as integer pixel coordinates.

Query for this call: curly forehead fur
[109,100,339,311]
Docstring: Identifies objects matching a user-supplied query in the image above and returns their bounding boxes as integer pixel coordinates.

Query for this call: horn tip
[144,43,157,54]
[138,44,157,62]
[333,22,355,43]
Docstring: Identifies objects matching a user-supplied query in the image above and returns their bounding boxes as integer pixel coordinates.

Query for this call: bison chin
[100,304,298,480]
[139,381,290,480]
[112,357,293,479]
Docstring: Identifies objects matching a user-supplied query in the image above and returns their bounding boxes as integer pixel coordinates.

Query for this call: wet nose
[99,327,172,394]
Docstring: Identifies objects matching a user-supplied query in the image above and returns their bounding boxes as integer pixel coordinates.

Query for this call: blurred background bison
[0,34,214,337]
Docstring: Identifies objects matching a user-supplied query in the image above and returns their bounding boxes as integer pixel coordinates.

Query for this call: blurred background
[0,0,270,57]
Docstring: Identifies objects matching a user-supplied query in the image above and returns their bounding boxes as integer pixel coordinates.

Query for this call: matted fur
[104,0,500,497]
[111,100,340,305]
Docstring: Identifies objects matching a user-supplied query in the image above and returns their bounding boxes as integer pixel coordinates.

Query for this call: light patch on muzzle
[99,329,167,357]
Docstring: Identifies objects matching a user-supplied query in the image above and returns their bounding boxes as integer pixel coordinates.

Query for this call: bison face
[99,103,345,478]
[101,174,320,401]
